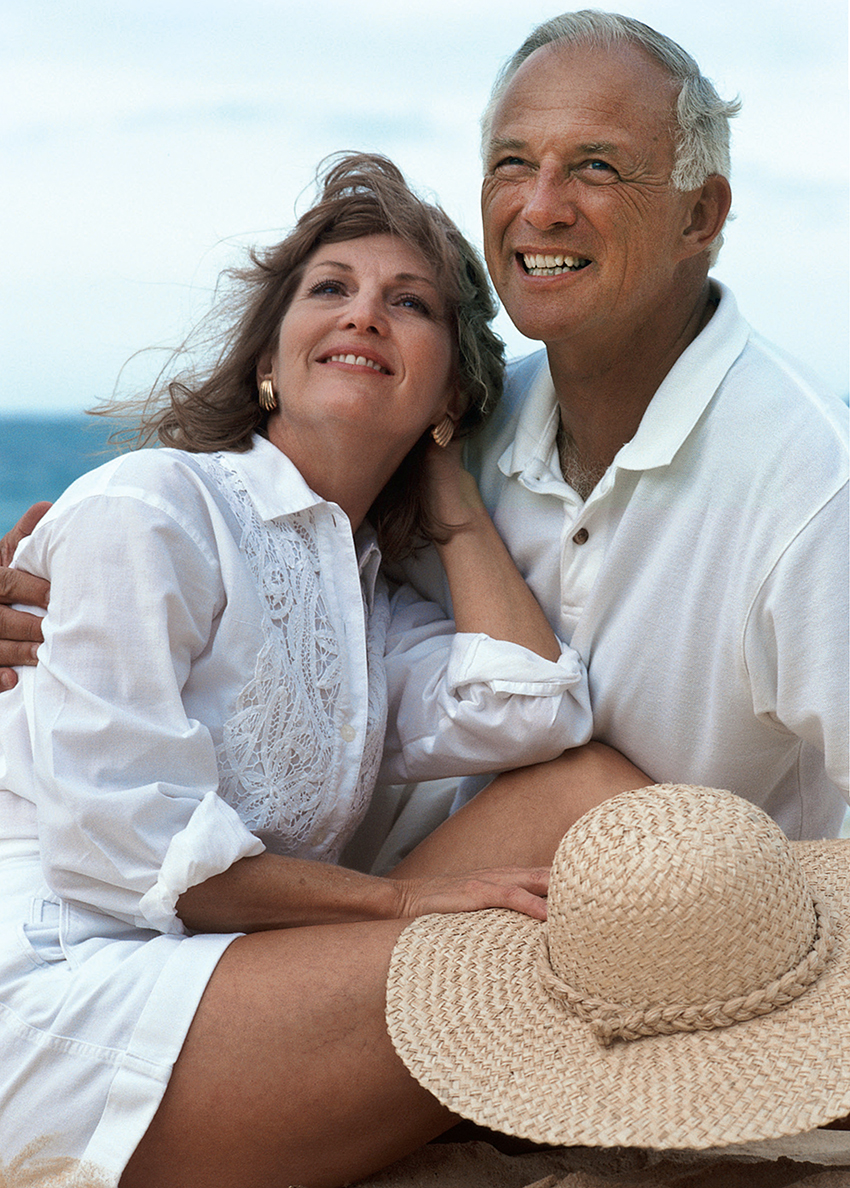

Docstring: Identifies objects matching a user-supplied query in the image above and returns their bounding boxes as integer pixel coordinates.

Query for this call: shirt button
[572,528,589,545]
[340,724,356,742]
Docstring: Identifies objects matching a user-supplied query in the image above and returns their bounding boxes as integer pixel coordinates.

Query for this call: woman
[0,153,647,1188]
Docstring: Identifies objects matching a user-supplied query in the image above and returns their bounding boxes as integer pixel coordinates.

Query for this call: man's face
[481,40,702,353]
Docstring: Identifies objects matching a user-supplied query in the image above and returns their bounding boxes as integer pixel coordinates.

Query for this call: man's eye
[579,160,619,183]
[492,156,530,175]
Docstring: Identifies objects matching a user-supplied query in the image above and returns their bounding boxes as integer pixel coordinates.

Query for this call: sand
[340,1127,850,1188]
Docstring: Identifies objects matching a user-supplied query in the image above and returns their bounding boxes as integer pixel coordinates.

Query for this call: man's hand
[0,502,52,689]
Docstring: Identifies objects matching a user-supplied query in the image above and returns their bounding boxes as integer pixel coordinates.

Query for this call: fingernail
[0,672,15,690]
[29,644,40,661]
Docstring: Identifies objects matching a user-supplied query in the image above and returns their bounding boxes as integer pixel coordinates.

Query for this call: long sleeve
[378,581,592,784]
[16,460,265,934]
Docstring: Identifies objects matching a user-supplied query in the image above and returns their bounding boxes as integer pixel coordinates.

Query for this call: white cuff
[446,635,584,697]
[137,791,265,933]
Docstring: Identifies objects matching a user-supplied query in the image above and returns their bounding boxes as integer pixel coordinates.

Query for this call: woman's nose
[340,287,386,333]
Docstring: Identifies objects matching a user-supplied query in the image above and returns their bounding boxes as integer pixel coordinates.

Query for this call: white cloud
[1,0,846,412]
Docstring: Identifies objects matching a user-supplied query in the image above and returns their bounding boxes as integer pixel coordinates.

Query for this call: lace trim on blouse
[195,451,388,863]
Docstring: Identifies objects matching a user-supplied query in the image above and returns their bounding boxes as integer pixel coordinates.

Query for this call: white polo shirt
[443,283,848,839]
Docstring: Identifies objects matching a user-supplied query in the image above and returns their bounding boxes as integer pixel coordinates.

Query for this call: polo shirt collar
[616,281,750,472]
[497,357,562,483]
[499,281,750,482]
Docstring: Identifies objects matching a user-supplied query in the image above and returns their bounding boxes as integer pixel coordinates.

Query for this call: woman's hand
[176,852,549,934]
[422,438,486,530]
[391,866,550,922]
[0,503,52,689]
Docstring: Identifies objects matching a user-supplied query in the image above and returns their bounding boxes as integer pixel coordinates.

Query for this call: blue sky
[2,0,847,413]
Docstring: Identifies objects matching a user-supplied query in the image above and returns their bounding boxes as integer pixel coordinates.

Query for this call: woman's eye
[396,293,432,316]
[307,279,346,297]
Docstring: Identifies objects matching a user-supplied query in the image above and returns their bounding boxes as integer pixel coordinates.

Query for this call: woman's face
[264,234,458,459]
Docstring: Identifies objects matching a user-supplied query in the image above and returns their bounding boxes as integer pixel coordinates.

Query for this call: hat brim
[385,840,850,1150]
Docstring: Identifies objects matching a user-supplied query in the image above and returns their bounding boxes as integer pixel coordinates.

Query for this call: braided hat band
[532,784,836,1047]
[536,892,833,1046]
[386,785,850,1150]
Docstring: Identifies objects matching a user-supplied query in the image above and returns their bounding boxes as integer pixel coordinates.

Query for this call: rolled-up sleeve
[19,474,264,934]
[379,583,592,783]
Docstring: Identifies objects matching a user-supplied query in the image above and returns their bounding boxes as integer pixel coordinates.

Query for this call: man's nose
[522,168,579,230]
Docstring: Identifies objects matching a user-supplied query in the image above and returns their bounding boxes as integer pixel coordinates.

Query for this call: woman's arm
[176,848,550,932]
[425,441,560,661]
[13,466,269,934]
[377,441,591,784]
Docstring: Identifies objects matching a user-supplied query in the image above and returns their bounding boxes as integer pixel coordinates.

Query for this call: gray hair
[481,10,741,262]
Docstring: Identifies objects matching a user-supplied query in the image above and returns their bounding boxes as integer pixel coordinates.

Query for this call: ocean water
[0,414,123,536]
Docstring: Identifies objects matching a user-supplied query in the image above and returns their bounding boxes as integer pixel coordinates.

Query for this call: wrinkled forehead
[488,39,680,154]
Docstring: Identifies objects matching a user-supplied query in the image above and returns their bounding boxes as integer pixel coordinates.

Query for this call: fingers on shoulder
[0,605,45,644]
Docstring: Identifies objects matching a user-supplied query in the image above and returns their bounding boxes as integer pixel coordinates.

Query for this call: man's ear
[681,174,733,258]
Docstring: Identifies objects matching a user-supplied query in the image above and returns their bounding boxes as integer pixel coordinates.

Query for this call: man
[2,11,847,842]
[392,10,848,846]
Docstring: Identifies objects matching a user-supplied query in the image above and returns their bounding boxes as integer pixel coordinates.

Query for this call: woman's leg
[121,743,648,1188]
[390,742,650,878]
[120,919,454,1188]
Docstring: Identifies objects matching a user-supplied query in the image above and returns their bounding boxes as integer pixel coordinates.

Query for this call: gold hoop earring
[431,415,454,448]
[258,378,277,413]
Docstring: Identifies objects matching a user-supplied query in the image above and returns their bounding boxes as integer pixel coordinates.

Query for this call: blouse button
[572,528,589,545]
[340,724,356,742]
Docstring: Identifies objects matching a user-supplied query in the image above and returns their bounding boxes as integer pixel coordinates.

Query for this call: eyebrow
[580,140,621,158]
[485,136,527,157]
[304,259,440,291]
[486,136,625,160]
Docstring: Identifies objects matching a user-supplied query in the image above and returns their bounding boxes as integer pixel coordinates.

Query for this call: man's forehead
[491,39,679,138]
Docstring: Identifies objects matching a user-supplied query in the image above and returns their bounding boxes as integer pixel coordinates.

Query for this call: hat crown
[548,785,817,1011]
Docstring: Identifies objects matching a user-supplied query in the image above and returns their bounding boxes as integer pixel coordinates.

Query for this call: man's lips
[318,351,392,375]
[519,252,591,276]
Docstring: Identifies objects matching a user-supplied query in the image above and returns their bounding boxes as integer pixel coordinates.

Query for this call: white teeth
[326,353,387,373]
[522,253,589,276]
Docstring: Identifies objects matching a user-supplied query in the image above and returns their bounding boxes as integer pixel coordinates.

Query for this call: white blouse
[0,435,591,936]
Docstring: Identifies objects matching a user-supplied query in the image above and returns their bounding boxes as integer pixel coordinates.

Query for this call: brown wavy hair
[96,152,504,561]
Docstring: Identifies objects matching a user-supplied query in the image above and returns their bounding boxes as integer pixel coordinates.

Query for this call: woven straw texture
[386,785,850,1150]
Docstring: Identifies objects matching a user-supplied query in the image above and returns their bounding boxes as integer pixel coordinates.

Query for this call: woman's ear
[444,383,467,423]
[430,386,466,444]
[255,349,274,388]
[681,174,733,259]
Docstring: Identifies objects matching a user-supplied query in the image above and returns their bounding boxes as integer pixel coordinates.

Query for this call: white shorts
[0,842,239,1186]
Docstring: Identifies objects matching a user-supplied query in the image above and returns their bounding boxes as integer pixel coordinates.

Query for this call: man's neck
[547,281,718,485]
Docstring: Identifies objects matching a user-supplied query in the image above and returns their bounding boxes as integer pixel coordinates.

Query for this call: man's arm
[0,502,52,688]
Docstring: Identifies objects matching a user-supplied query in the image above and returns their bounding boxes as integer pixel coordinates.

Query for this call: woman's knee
[492,742,651,824]
[556,740,651,787]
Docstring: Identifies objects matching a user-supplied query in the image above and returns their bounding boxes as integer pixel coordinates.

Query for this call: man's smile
[520,252,591,276]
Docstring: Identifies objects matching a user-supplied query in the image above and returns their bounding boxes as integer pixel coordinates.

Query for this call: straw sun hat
[385,784,850,1150]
